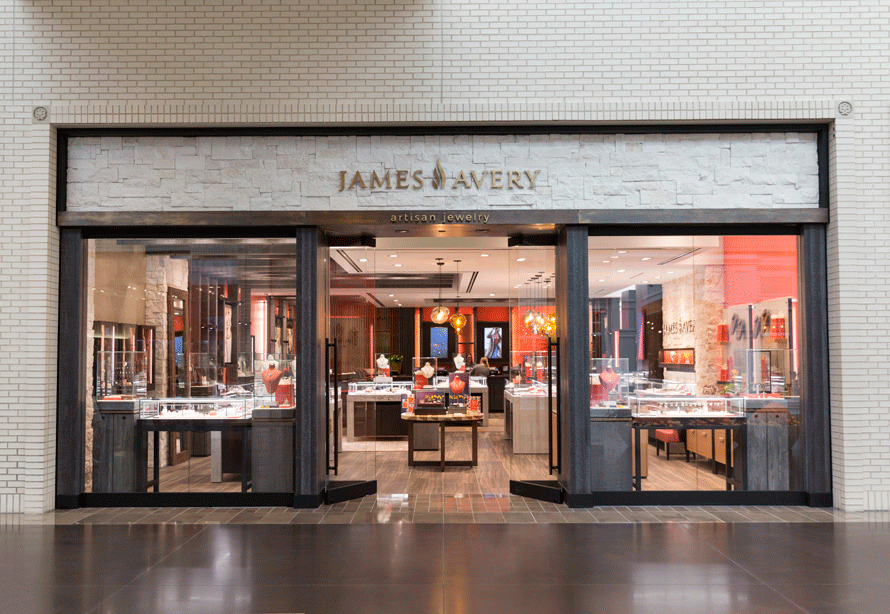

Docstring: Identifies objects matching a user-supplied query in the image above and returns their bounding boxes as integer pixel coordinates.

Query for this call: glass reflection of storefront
[87,238,297,497]
[588,235,803,495]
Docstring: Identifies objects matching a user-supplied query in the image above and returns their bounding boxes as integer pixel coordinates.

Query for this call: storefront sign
[338,159,541,192]
[664,320,695,335]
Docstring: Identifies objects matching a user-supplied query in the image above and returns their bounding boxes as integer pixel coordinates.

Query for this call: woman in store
[469,356,491,377]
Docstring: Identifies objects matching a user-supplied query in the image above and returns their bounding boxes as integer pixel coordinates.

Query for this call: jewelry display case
[139,397,253,420]
[629,395,745,418]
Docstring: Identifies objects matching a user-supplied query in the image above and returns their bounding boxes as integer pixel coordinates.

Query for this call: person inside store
[469,356,491,377]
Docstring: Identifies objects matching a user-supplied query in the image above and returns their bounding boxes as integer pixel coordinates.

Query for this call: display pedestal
[92,399,141,493]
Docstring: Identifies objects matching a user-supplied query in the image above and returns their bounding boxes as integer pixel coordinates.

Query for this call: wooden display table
[401,413,483,471]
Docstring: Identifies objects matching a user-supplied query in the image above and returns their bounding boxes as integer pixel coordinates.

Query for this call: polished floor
[2,505,889,613]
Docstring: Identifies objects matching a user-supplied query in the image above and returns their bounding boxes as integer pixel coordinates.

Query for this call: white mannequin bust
[376,354,390,370]
[420,362,435,378]
[453,355,465,371]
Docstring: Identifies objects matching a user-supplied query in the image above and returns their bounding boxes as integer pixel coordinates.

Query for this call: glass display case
[347,381,414,396]
[139,397,253,419]
[629,395,745,418]
[255,354,295,408]
[373,353,396,381]
[94,350,148,399]
[509,350,552,385]
[590,357,629,407]
[412,357,438,389]
[432,375,487,388]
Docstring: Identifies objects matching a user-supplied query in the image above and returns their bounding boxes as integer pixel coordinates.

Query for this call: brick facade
[1,1,887,512]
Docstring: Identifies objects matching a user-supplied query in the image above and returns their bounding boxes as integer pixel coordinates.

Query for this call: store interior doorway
[324,229,561,502]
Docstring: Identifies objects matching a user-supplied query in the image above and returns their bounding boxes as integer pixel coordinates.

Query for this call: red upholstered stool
[654,429,689,461]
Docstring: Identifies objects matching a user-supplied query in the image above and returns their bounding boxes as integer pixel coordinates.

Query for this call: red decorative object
[591,384,608,403]
[275,384,292,407]
[717,324,729,343]
[770,317,786,339]
[598,367,619,392]
[262,365,283,394]
[450,377,466,394]
[414,373,428,389]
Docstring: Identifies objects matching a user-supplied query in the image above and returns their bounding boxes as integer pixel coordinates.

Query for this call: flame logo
[432,158,446,189]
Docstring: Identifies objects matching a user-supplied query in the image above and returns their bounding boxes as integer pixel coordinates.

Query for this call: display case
[412,357,438,389]
[629,395,745,418]
[510,350,552,385]
[373,353,396,381]
[94,350,148,399]
[139,397,253,420]
[590,357,629,407]
[347,381,414,396]
[255,354,295,407]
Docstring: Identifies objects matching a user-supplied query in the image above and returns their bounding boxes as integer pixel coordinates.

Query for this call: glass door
[505,243,563,502]
[325,241,379,502]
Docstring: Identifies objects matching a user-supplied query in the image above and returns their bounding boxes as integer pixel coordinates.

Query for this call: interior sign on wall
[664,320,695,335]
[338,159,541,192]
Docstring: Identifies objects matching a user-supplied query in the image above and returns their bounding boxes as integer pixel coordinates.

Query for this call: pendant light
[430,260,451,324]
[449,259,467,334]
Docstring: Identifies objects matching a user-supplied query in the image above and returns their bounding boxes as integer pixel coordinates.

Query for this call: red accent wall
[722,236,798,307]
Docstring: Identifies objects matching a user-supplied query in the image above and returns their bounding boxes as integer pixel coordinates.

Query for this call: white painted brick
[2,0,889,513]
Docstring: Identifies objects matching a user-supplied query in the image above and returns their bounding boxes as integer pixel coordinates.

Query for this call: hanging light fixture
[430,260,451,324]
[449,259,467,334]
[541,279,557,337]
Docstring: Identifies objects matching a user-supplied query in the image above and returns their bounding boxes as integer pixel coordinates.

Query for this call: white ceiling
[330,236,722,306]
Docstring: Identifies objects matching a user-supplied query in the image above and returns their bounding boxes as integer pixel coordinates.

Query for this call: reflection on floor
[153,416,732,493]
[24,499,863,525]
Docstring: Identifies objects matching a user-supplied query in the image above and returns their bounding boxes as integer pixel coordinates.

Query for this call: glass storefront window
[86,237,297,495]
[588,235,801,493]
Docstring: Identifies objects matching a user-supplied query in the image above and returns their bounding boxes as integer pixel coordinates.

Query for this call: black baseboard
[510,480,563,504]
[77,492,295,508]
[324,480,377,504]
[55,495,80,510]
[587,490,811,507]
[294,492,323,509]
[565,493,595,508]
[807,492,833,508]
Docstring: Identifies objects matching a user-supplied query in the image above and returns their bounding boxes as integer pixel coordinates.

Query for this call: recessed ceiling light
[359,258,368,263]
[654,276,660,279]
[668,271,674,274]
[394,263,402,267]
[489,293,495,297]
[389,294,394,297]
[480,254,489,258]
[617,269,625,273]
[516,258,526,262]
[618,251,627,254]
[390,254,398,258]
[641,257,651,261]
[393,300,398,302]
[395,229,408,234]
[602,260,610,263]
[598,279,605,282]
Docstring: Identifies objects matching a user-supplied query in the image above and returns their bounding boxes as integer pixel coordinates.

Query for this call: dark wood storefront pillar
[557,225,592,506]
[293,227,327,507]
[799,224,832,506]
[56,229,87,508]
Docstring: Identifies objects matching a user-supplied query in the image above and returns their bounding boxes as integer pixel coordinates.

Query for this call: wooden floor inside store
[153,416,729,493]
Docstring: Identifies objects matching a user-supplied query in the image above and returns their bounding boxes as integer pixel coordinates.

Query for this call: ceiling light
[598,279,605,282]
[394,264,402,267]
[389,294,394,297]
[393,299,398,302]
[359,258,368,263]
[481,254,489,258]
[389,254,398,258]
[668,271,674,274]
[654,276,660,279]
[641,257,651,261]
[617,269,625,273]
[395,229,408,234]
[490,293,495,297]
[618,251,627,254]
[602,260,610,263]
[516,258,526,262]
